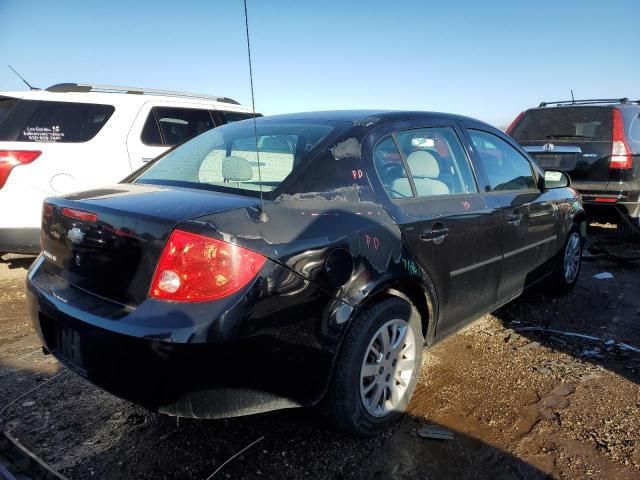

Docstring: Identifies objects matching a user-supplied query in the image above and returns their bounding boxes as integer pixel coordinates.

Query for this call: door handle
[505,213,522,225]
[420,224,449,244]
[141,157,155,163]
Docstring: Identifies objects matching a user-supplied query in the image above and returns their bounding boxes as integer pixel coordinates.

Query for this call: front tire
[323,297,424,436]
[548,226,583,295]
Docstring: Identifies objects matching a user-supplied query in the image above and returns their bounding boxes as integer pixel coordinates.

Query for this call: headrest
[222,156,253,182]
[406,150,440,178]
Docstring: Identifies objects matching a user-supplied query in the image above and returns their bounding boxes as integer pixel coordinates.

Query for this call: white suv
[0,83,256,255]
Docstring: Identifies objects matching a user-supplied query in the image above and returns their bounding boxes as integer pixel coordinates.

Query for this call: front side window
[136,120,335,197]
[469,129,537,192]
[0,100,114,143]
[374,126,477,199]
[141,107,215,147]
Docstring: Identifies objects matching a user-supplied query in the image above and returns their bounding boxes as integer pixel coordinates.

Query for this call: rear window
[0,96,19,125]
[0,100,114,143]
[135,120,336,198]
[511,107,612,142]
[220,111,255,124]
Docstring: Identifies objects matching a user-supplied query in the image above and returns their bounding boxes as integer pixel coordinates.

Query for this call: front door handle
[505,213,522,225]
[420,224,449,244]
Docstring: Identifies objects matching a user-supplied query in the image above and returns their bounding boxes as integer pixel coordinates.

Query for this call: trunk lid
[41,183,259,306]
[522,140,612,182]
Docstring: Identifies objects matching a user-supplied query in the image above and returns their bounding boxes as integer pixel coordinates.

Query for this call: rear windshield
[135,120,337,197]
[511,107,612,142]
[0,100,115,143]
[0,96,19,125]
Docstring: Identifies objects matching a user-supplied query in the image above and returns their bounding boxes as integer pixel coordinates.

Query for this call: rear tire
[323,297,424,436]
[547,225,583,295]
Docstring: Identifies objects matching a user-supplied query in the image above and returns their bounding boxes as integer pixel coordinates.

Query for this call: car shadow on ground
[0,359,550,480]
[492,257,640,387]
[0,254,37,271]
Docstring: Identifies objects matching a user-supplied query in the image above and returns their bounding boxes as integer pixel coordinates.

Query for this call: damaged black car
[26,111,587,436]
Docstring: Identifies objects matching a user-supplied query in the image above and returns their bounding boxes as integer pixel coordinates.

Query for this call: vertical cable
[243,0,264,211]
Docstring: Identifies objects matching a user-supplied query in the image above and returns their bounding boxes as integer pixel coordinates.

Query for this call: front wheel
[323,297,424,436]
[547,226,583,295]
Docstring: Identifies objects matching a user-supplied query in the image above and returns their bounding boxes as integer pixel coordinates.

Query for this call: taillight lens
[61,207,98,222]
[150,229,266,302]
[506,111,525,135]
[0,150,41,189]
[611,109,632,170]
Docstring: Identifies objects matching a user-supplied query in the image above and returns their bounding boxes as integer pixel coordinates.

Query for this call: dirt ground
[0,244,639,479]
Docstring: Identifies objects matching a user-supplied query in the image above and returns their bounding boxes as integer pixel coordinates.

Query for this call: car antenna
[243,0,268,222]
[570,89,575,104]
[8,65,38,90]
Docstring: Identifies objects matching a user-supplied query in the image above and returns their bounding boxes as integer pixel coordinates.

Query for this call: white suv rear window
[0,100,114,143]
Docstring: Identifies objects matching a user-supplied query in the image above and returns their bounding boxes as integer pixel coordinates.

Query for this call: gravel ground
[0,246,639,480]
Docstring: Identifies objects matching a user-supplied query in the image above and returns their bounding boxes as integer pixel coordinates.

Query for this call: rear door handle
[420,225,449,244]
[141,157,155,163]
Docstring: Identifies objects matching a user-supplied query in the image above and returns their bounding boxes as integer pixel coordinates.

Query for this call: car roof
[530,98,640,111]
[257,110,493,127]
[0,86,253,111]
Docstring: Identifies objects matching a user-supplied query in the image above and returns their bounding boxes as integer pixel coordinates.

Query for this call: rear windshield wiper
[545,134,590,139]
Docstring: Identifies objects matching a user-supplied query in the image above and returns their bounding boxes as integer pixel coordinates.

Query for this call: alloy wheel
[563,232,581,283]
[360,318,417,417]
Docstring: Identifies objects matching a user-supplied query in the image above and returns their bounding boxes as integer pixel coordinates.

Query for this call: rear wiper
[545,134,590,139]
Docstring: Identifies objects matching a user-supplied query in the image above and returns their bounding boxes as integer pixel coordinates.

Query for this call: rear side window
[140,107,215,147]
[375,127,477,198]
[469,129,537,192]
[511,107,612,142]
[374,137,411,199]
[0,96,19,125]
[0,100,114,143]
[220,111,255,124]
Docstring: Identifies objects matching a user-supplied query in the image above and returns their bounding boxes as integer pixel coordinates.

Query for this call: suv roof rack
[45,83,240,105]
[538,98,640,108]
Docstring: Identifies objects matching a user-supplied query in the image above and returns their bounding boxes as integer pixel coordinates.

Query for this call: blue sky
[1,0,638,127]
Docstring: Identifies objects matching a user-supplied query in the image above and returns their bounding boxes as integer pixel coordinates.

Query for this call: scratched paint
[330,137,361,160]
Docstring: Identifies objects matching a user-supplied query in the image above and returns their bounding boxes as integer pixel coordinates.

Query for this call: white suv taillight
[610,109,632,170]
[0,150,42,189]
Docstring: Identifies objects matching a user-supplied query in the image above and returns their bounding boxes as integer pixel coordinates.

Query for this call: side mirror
[542,169,570,190]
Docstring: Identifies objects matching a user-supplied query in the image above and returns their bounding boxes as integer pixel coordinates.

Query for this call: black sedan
[26,111,586,436]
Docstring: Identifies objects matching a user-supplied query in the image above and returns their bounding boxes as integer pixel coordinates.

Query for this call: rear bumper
[571,180,640,223]
[581,196,640,224]
[25,256,338,418]
[0,228,41,254]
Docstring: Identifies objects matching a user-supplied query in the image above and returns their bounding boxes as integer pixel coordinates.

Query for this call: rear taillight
[0,150,41,189]
[610,109,632,170]
[506,111,525,135]
[150,229,266,302]
[61,207,98,222]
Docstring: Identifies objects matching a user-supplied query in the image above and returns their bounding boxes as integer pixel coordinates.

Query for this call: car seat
[392,150,449,197]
